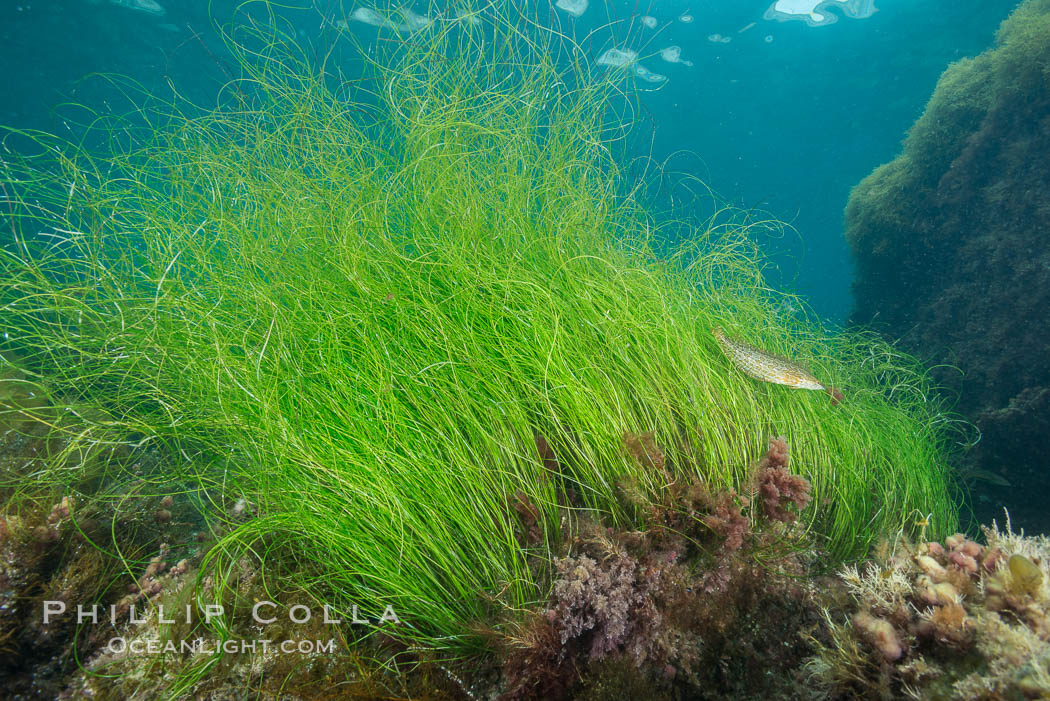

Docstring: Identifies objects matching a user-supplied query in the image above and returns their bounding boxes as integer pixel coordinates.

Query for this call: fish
[712,327,843,404]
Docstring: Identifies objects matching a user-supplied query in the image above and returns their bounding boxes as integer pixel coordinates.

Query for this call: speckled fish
[712,327,843,404]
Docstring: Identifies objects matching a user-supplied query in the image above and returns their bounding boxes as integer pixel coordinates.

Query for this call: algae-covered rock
[806,523,1050,700]
[845,0,1050,531]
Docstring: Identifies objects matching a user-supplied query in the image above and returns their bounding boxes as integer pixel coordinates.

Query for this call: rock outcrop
[846,0,1050,531]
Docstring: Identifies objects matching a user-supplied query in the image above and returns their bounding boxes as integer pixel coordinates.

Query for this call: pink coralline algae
[853,611,903,661]
[808,519,1050,699]
[547,547,665,665]
[702,491,750,553]
[757,437,812,524]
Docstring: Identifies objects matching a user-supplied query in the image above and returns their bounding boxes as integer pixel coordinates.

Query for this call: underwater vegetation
[497,435,821,700]
[0,363,202,697]
[845,0,1050,532]
[806,518,1050,700]
[0,0,963,695]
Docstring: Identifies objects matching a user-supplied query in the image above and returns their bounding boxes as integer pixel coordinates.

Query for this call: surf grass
[0,2,959,651]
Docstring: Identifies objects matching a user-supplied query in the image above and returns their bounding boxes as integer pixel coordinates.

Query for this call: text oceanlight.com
[41,600,401,657]
[106,637,338,655]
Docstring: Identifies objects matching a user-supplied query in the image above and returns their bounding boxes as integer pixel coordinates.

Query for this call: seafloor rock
[845,0,1050,532]
[805,522,1050,700]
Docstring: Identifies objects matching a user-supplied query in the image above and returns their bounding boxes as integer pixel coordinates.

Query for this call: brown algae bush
[0,1,959,654]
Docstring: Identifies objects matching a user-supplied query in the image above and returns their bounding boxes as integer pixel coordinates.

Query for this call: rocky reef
[806,519,1050,700]
[0,396,194,697]
[497,435,820,701]
[4,386,1048,700]
[0,408,831,700]
[844,0,1050,531]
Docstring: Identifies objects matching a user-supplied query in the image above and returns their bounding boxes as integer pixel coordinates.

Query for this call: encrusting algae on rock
[805,517,1050,700]
[712,327,844,404]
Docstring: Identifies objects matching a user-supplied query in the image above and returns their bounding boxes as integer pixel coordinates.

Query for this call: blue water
[0,0,1017,321]
[606,0,1014,322]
